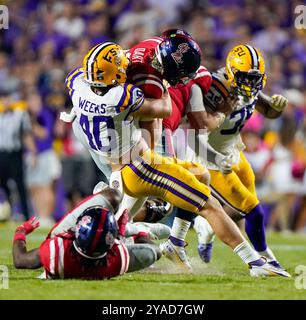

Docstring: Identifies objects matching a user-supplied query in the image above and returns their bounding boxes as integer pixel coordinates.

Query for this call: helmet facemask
[232,70,263,98]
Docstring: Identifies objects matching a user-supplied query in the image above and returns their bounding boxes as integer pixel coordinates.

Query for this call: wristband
[13,232,26,242]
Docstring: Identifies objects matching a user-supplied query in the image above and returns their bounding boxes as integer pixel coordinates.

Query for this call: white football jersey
[203,68,259,166]
[65,68,144,164]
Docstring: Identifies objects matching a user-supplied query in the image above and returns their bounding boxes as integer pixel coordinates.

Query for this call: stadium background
[0,0,305,233]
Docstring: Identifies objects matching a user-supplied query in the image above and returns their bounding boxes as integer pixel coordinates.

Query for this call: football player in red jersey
[113,29,205,241]
[127,29,233,269]
[125,29,202,148]
[12,187,162,280]
[127,30,201,99]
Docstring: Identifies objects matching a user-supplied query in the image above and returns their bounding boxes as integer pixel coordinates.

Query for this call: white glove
[216,112,226,127]
[215,153,234,174]
[60,108,76,123]
[269,95,288,112]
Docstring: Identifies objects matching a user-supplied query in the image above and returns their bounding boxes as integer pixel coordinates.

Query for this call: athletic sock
[170,217,191,243]
[245,204,267,252]
[193,215,215,244]
[233,241,262,265]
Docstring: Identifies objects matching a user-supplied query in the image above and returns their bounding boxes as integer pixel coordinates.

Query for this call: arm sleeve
[186,84,206,113]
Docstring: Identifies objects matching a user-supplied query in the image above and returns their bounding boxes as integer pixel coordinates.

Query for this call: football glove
[269,94,288,112]
[215,153,235,174]
[15,216,40,235]
[14,216,40,242]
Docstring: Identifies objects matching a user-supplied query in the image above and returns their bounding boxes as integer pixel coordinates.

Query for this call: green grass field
[1,221,306,300]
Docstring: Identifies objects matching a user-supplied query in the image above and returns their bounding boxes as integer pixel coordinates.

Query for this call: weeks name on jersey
[78,97,106,114]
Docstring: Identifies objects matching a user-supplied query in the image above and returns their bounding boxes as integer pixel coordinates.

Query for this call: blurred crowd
[0,0,305,231]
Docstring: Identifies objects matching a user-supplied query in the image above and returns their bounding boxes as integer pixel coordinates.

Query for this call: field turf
[1,221,306,300]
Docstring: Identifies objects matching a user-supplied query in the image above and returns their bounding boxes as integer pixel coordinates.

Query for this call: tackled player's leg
[120,149,289,276]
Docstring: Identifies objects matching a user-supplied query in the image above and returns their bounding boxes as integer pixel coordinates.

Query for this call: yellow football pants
[209,152,259,215]
[121,149,211,213]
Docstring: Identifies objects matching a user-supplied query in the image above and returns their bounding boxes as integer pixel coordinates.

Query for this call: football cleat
[268,260,291,277]
[249,258,291,278]
[197,243,213,263]
[160,237,192,272]
[268,260,283,268]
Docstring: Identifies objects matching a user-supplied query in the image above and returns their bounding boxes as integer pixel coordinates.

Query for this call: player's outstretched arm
[12,217,42,269]
[256,91,288,119]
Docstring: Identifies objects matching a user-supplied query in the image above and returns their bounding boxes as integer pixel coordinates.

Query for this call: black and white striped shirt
[0,109,32,152]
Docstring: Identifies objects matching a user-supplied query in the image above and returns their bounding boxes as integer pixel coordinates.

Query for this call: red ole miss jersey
[163,66,212,132]
[126,37,165,99]
[40,235,129,279]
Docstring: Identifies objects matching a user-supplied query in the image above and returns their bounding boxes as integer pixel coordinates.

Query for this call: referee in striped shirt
[0,89,37,220]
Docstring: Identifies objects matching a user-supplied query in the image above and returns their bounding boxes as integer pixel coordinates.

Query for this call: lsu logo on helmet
[83,42,129,87]
[225,44,267,98]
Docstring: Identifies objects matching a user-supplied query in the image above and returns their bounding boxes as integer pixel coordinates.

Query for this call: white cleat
[160,238,192,272]
[249,258,291,278]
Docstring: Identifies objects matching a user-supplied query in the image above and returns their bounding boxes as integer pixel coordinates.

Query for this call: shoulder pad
[116,83,144,113]
[65,67,83,92]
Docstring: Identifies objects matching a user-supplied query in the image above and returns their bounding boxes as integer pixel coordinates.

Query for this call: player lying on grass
[12,187,162,279]
[92,182,172,243]
[61,40,288,277]
[162,42,289,275]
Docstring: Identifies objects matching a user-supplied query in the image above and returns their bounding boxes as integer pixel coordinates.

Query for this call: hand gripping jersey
[65,67,144,163]
[40,235,129,279]
[203,67,259,167]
